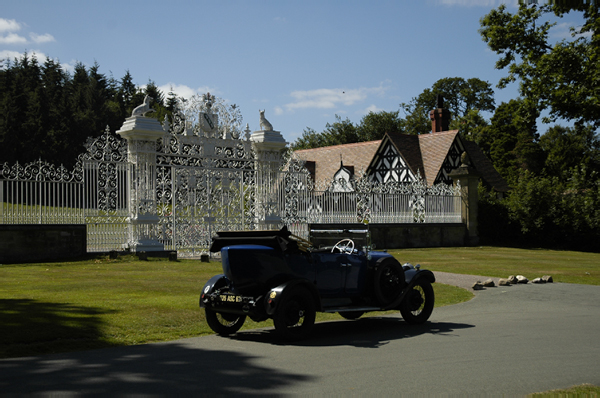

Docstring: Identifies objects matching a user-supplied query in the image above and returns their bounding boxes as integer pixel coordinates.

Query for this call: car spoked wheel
[274,287,316,341]
[374,258,404,307]
[400,279,434,324]
[205,308,246,336]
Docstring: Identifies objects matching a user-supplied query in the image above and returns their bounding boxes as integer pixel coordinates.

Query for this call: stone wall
[309,223,466,250]
[0,225,86,264]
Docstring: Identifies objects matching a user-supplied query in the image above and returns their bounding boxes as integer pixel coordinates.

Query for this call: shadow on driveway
[231,317,475,348]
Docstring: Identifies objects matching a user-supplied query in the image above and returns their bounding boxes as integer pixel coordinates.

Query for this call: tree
[539,124,600,180]
[479,99,543,184]
[357,110,404,141]
[480,3,600,129]
[292,115,359,150]
[292,111,404,150]
[0,53,165,166]
[449,108,489,144]
[118,70,144,117]
[400,77,495,135]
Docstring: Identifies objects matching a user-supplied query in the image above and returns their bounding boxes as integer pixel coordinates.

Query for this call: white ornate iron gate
[155,131,257,257]
[1,102,463,256]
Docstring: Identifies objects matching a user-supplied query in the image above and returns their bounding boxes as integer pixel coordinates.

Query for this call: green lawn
[529,384,600,397]
[388,246,600,285]
[1,245,598,359]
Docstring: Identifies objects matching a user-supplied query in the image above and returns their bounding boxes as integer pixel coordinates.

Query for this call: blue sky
[0,0,585,143]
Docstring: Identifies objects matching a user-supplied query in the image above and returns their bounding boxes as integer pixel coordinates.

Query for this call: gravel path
[434,271,500,291]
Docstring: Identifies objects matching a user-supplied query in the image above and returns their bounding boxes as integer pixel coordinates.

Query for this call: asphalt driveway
[1,280,599,396]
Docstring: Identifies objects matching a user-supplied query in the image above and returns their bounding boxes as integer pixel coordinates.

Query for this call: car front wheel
[399,279,434,324]
[205,308,246,335]
[273,287,316,341]
[373,258,404,307]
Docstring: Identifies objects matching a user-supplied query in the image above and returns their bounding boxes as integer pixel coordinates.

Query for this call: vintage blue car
[200,227,435,340]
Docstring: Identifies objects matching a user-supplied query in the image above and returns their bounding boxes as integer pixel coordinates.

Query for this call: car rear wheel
[205,309,246,335]
[273,287,316,341]
[399,279,434,324]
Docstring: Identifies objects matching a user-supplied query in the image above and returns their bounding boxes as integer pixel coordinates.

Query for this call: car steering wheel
[332,239,355,254]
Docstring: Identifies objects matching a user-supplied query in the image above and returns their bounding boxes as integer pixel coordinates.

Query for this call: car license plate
[220,294,242,303]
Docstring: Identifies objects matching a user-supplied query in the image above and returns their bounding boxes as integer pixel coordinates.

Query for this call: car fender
[199,274,228,308]
[264,279,321,316]
[391,268,435,309]
[404,268,435,286]
[378,264,434,311]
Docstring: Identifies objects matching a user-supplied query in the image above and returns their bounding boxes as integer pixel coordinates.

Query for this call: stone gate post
[250,111,288,230]
[117,101,165,252]
[449,153,480,246]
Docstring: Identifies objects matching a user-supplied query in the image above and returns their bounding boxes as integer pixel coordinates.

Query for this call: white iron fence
[1,128,462,255]
[280,159,462,231]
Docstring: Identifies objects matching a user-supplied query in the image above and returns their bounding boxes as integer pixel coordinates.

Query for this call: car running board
[322,306,383,313]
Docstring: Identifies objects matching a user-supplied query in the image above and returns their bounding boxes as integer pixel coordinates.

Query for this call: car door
[342,254,364,295]
[314,251,364,297]
[313,251,345,296]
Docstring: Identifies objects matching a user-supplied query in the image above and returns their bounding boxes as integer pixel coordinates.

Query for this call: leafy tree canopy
[400,77,495,135]
[480,2,600,128]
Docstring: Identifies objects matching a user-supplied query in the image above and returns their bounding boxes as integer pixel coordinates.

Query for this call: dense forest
[1,3,599,251]
[0,54,172,167]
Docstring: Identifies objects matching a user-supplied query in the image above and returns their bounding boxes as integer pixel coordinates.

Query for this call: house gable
[367,134,424,183]
[434,133,465,185]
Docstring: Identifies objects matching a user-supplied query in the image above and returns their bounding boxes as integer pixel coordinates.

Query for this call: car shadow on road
[231,317,475,348]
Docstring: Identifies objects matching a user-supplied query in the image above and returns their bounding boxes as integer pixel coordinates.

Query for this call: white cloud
[361,104,383,115]
[0,18,21,33]
[0,18,55,46]
[0,49,24,62]
[284,85,388,112]
[30,33,55,44]
[274,106,284,115]
[551,22,592,40]
[0,49,48,64]
[0,32,27,45]
[158,83,217,100]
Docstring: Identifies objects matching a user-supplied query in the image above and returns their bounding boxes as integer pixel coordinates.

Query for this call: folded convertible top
[209,227,298,253]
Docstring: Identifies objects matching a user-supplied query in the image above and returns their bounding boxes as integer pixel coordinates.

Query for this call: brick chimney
[429,94,451,133]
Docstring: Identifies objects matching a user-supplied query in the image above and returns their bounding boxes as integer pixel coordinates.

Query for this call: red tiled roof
[294,140,381,186]
[418,130,460,186]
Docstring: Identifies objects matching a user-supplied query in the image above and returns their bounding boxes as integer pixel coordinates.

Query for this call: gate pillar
[117,105,165,252]
[250,113,287,230]
[449,153,480,245]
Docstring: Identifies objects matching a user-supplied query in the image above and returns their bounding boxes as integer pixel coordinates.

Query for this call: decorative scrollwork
[0,159,79,183]
[82,126,127,163]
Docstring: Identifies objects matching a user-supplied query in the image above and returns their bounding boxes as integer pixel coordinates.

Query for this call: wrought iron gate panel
[81,129,129,252]
[156,131,257,257]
